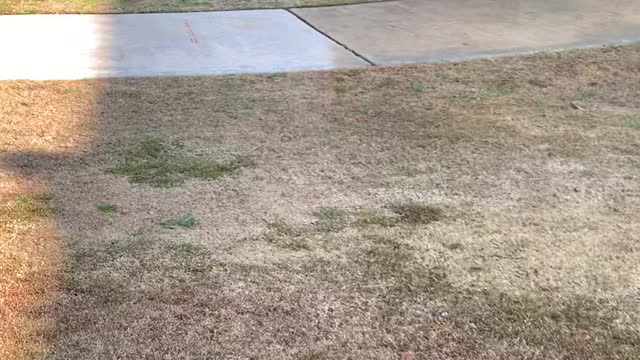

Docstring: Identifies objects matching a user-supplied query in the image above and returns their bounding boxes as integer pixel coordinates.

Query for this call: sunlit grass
[0,0,386,14]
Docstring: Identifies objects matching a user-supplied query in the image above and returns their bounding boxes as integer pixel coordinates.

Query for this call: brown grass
[1,81,97,360]
[0,189,61,359]
[0,0,385,14]
[1,44,639,359]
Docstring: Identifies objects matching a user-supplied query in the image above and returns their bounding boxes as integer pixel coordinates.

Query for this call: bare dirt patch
[1,44,639,359]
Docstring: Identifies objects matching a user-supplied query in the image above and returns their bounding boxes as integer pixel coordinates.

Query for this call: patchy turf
[0,194,56,226]
[1,44,640,359]
[96,203,118,213]
[109,138,242,187]
[161,212,197,229]
[389,202,444,225]
[0,0,385,14]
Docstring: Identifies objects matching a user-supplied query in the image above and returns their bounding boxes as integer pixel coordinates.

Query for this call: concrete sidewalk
[0,10,367,80]
[294,0,640,64]
[1,0,639,80]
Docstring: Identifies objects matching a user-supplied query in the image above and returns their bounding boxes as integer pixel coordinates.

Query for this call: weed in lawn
[266,221,303,238]
[354,106,371,115]
[579,89,594,100]
[450,92,479,101]
[264,235,310,251]
[161,213,196,229]
[494,85,511,96]
[395,163,421,177]
[96,204,118,213]
[411,82,425,93]
[313,207,350,232]
[389,202,444,225]
[263,222,309,250]
[629,120,640,129]
[269,72,286,79]
[0,193,55,227]
[109,138,241,187]
[165,241,208,258]
[356,211,398,227]
[314,207,348,222]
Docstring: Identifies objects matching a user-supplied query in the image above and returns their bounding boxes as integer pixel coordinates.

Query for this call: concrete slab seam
[287,9,375,66]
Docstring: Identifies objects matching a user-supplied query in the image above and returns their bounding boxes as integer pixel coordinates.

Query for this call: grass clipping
[109,138,241,187]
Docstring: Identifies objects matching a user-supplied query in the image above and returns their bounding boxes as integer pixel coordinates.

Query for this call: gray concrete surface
[294,0,640,64]
[1,0,639,80]
[0,10,367,80]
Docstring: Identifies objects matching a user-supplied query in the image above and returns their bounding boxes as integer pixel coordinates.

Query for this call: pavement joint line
[286,9,376,66]
[3,1,639,80]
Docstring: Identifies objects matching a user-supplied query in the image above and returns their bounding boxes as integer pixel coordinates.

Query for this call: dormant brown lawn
[0,0,384,14]
[1,45,639,359]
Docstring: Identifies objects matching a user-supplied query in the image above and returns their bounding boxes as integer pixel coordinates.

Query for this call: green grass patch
[313,207,350,232]
[161,213,197,229]
[395,163,421,177]
[579,89,594,100]
[411,82,425,93]
[109,138,242,187]
[389,202,443,225]
[263,222,309,251]
[313,207,348,222]
[435,73,447,80]
[494,85,511,96]
[97,203,118,213]
[0,193,55,227]
[356,211,398,227]
[166,241,208,258]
